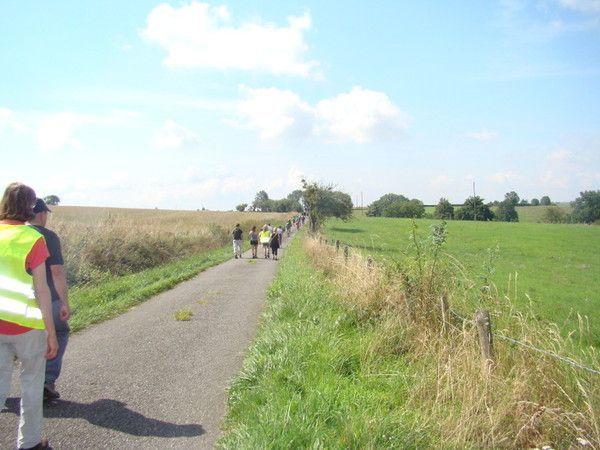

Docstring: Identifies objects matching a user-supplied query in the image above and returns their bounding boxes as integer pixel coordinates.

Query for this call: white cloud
[547,148,571,163]
[235,87,313,140]
[558,0,600,13]
[490,171,519,183]
[142,2,317,76]
[286,167,304,190]
[315,87,409,143]
[429,175,453,187]
[0,108,25,133]
[152,119,199,149]
[37,112,86,151]
[234,86,408,144]
[466,130,499,141]
[36,110,139,151]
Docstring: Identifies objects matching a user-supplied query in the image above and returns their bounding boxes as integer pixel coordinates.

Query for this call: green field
[324,215,600,347]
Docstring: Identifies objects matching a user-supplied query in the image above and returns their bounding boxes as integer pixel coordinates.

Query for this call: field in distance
[47,205,294,286]
[325,214,600,347]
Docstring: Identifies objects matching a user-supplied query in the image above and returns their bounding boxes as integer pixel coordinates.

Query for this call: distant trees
[248,190,303,213]
[530,198,540,206]
[495,192,519,222]
[542,206,566,223]
[455,196,494,221]
[366,193,424,218]
[540,196,551,206]
[434,198,454,219]
[235,203,248,212]
[571,190,600,224]
[302,179,353,232]
[44,195,60,206]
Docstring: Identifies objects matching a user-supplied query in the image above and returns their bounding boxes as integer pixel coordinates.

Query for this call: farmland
[44,206,294,330]
[324,214,600,347]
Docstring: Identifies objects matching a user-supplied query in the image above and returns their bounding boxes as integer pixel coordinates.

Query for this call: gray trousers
[0,329,47,449]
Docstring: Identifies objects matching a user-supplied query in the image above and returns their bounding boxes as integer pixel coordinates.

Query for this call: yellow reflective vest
[258,230,271,244]
[0,224,45,329]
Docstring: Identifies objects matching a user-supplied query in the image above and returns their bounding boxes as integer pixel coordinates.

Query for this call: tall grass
[47,206,292,286]
[305,226,599,448]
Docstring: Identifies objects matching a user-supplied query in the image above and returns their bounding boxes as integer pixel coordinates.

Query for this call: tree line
[366,190,600,224]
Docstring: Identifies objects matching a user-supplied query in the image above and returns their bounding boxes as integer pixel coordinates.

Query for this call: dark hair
[0,182,36,222]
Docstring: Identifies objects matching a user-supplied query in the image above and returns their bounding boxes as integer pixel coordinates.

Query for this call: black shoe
[44,383,60,401]
[19,438,51,450]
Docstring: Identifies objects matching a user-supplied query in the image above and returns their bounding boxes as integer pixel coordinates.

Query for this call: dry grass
[304,235,599,449]
[47,206,293,286]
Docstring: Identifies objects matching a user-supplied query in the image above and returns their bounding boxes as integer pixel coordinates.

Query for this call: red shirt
[0,220,50,335]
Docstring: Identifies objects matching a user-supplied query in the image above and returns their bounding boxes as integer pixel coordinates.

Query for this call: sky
[1,0,599,210]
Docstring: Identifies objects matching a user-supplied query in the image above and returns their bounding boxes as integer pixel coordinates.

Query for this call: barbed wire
[318,237,600,377]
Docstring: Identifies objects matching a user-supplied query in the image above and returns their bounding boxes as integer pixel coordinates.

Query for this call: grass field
[221,233,599,448]
[324,215,600,347]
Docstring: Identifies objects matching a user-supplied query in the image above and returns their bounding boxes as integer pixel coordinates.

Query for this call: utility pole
[361,192,363,209]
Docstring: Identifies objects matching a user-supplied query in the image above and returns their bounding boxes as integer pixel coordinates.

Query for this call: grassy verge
[219,234,431,449]
[68,244,234,332]
[221,232,599,449]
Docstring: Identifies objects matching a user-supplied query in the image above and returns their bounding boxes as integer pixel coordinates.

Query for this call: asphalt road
[1,234,293,449]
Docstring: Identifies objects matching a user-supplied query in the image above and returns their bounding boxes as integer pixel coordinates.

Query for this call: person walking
[276,225,283,246]
[29,198,70,402]
[248,226,259,259]
[0,182,58,450]
[258,225,271,258]
[269,229,280,261]
[232,223,243,259]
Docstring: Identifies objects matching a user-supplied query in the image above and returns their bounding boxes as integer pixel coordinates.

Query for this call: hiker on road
[259,225,271,258]
[249,226,259,259]
[29,198,70,402]
[0,182,58,450]
[269,229,280,261]
[232,224,243,259]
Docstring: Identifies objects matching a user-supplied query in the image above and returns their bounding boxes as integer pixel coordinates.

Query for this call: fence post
[344,245,349,261]
[336,240,340,252]
[475,310,494,373]
[367,256,373,271]
[440,294,449,335]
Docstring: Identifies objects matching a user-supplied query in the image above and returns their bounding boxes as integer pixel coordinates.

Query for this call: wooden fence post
[336,240,340,252]
[440,294,449,335]
[367,256,373,271]
[475,310,494,373]
[344,245,349,261]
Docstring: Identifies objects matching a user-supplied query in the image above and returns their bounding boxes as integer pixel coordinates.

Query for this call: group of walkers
[232,215,306,261]
[1,182,70,450]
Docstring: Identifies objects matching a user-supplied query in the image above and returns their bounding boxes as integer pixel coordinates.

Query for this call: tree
[530,198,540,206]
[504,191,520,206]
[571,190,600,224]
[44,195,60,206]
[366,193,409,217]
[540,196,551,206]
[519,199,529,206]
[496,199,519,222]
[302,180,353,232]
[383,198,425,218]
[235,203,248,212]
[434,198,454,219]
[455,196,494,221]
[252,190,271,212]
[542,206,565,224]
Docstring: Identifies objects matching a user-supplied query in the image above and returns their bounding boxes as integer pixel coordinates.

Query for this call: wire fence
[319,236,600,377]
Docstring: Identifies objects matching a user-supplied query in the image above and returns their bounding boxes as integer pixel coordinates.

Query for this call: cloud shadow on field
[3,397,204,437]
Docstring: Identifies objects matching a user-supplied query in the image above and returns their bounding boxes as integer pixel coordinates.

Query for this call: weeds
[174,309,193,321]
[305,226,599,449]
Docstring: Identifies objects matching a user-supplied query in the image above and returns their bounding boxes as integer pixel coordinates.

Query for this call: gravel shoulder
[1,234,295,449]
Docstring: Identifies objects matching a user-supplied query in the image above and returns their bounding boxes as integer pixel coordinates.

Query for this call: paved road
[1,234,293,449]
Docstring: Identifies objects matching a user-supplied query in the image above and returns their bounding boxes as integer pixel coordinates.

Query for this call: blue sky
[1,0,599,210]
